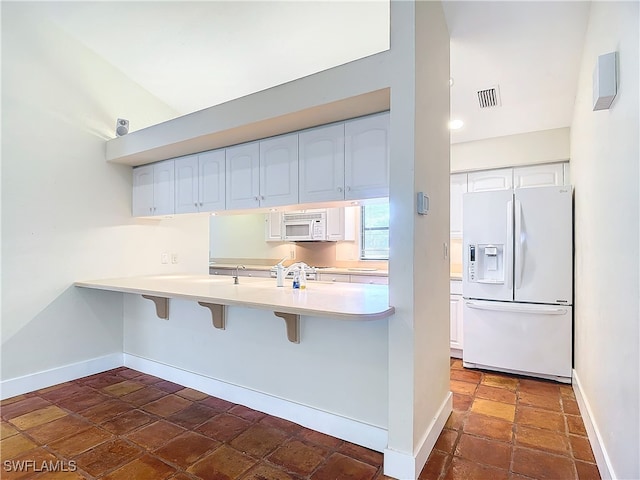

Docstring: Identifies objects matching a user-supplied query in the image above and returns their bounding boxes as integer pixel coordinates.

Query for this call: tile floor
[0,361,600,480]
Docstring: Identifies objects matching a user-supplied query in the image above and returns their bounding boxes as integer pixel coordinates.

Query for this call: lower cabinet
[450,281,464,358]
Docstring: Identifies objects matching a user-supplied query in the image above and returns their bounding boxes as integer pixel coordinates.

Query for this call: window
[360,203,389,260]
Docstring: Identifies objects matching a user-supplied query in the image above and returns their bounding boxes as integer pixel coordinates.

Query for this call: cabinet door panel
[174,155,199,214]
[260,133,298,207]
[450,173,467,236]
[468,168,513,192]
[200,149,226,211]
[514,163,564,189]
[299,123,345,203]
[345,112,390,200]
[153,160,174,216]
[226,142,260,210]
[132,165,154,216]
[265,212,283,241]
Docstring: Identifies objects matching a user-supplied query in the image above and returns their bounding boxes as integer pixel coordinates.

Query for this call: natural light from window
[360,204,389,260]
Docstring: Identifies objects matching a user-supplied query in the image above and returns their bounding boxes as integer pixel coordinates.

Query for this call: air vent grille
[477,86,501,108]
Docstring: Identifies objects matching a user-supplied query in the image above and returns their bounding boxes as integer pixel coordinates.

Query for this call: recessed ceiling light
[210,212,217,216]
[448,119,464,130]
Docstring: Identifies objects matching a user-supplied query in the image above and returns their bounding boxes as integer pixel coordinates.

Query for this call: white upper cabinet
[226,142,260,210]
[450,173,467,236]
[265,211,283,241]
[563,163,571,185]
[175,151,225,214]
[199,150,226,211]
[260,133,299,208]
[468,168,513,192]
[513,163,564,189]
[299,123,345,203]
[344,112,390,200]
[133,160,174,216]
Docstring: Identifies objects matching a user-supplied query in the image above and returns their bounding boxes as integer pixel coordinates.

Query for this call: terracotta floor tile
[516,406,565,432]
[101,409,155,435]
[9,406,67,430]
[476,385,517,405]
[463,413,513,442]
[120,386,167,406]
[154,431,220,468]
[48,426,112,457]
[81,399,134,423]
[298,428,343,449]
[481,373,519,391]
[471,398,516,422]
[0,434,38,460]
[167,403,217,430]
[562,397,581,415]
[418,450,450,480]
[570,434,596,462]
[134,373,164,385]
[259,415,304,436]
[197,413,251,442]
[454,433,511,470]
[25,415,91,444]
[1,394,31,407]
[126,420,186,450]
[434,428,459,454]
[188,444,257,480]
[339,442,383,467]
[575,460,601,480]
[154,380,185,394]
[445,411,464,430]
[443,456,509,480]
[560,384,576,398]
[450,369,482,384]
[231,424,289,457]
[567,414,588,435]
[512,447,575,480]
[101,454,176,480]
[1,422,19,440]
[450,380,477,396]
[240,462,299,480]
[102,380,146,397]
[517,391,562,412]
[175,387,208,401]
[142,394,191,417]
[450,359,464,370]
[268,439,327,476]
[518,378,561,396]
[515,425,570,455]
[4,447,59,479]
[1,397,52,420]
[80,373,126,389]
[198,396,235,412]
[229,404,267,423]
[311,452,378,480]
[73,438,142,477]
[57,391,111,412]
[452,393,473,412]
[39,384,91,402]
[116,368,144,379]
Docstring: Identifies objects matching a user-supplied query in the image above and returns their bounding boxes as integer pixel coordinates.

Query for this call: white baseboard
[0,353,124,400]
[572,369,615,480]
[383,392,453,480]
[124,354,388,452]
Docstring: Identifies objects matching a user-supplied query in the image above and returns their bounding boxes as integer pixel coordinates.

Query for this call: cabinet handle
[153,207,157,212]
[337,187,343,193]
[194,202,198,207]
[149,207,153,213]
[346,186,351,192]
[254,196,259,202]
[261,196,265,200]
[199,202,203,206]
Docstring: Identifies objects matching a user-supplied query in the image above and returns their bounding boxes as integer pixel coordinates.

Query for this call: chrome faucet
[233,265,246,284]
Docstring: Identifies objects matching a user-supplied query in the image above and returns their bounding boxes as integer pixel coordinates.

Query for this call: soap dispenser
[299,265,307,290]
[292,267,300,289]
[276,263,285,287]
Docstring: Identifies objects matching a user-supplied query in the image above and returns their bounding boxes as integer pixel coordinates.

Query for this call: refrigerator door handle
[506,199,514,290]
[465,300,568,315]
[514,199,524,289]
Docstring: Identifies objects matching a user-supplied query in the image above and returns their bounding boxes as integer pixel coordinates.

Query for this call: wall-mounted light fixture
[593,52,617,111]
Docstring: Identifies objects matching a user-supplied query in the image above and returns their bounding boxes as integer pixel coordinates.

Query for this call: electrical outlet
[161,253,169,264]
[289,247,296,259]
[171,253,178,264]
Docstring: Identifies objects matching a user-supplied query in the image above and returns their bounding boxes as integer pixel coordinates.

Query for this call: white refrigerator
[462,185,573,383]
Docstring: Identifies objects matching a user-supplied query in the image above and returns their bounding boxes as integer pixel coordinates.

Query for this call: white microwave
[282,211,327,241]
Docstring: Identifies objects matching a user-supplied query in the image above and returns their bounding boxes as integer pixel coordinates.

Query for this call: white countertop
[75,274,394,321]
[209,263,389,277]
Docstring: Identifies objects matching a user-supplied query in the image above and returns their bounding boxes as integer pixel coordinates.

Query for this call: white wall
[570,2,639,479]
[451,127,570,172]
[1,4,209,383]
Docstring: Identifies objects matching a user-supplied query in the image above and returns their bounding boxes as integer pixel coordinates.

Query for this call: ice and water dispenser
[468,244,505,283]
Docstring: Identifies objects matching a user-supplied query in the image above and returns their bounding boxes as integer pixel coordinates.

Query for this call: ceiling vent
[477,85,501,108]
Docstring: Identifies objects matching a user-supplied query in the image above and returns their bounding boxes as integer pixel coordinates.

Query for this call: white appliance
[282,211,327,241]
[462,185,573,383]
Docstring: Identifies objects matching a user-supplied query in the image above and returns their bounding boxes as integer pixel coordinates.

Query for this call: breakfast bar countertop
[75,274,395,321]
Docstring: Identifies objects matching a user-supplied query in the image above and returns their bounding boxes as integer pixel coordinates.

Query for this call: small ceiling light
[351,201,359,205]
[448,119,464,130]
[210,212,217,216]
[269,208,277,212]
